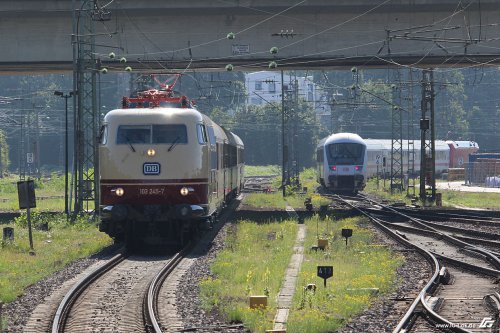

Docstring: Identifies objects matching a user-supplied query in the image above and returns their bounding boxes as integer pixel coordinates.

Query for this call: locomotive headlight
[114,187,125,196]
[180,187,194,196]
[147,148,156,157]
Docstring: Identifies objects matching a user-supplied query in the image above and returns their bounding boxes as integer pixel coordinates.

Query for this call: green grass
[0,174,108,330]
[244,165,281,177]
[364,177,500,209]
[200,215,403,333]
[0,214,112,304]
[440,190,500,209]
[244,189,327,211]
[287,215,403,332]
[363,178,413,204]
[199,219,299,332]
[0,174,67,212]
[244,191,288,209]
[244,168,330,210]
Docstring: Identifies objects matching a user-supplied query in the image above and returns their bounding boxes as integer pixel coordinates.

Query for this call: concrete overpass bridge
[2,0,500,73]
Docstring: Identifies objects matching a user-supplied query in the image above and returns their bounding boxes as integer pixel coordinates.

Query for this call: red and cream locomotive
[98,76,244,246]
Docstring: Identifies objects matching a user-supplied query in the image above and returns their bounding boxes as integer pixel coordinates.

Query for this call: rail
[331,193,497,333]
[144,244,193,333]
[51,252,126,333]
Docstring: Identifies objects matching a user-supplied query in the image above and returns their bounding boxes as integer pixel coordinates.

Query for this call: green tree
[232,104,281,165]
[231,98,321,167]
[437,70,468,139]
[208,106,235,128]
[356,79,393,138]
[314,70,394,138]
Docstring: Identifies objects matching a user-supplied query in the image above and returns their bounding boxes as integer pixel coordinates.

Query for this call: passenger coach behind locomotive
[98,87,244,245]
[316,133,368,193]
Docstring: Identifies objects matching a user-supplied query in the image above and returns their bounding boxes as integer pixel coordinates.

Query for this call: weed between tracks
[200,215,403,333]
[243,167,330,210]
[286,216,403,332]
[200,219,298,332]
[244,165,281,177]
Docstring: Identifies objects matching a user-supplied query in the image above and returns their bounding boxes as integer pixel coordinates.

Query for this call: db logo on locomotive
[143,163,161,175]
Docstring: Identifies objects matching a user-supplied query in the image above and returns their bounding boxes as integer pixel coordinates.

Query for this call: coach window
[196,124,208,144]
[207,126,216,146]
[229,145,237,167]
[268,81,275,93]
[223,144,229,168]
[316,148,324,162]
[238,148,244,164]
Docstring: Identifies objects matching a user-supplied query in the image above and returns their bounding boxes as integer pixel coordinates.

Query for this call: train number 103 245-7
[138,187,165,195]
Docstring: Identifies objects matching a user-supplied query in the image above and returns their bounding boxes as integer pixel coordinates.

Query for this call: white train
[364,139,450,178]
[316,133,368,193]
[98,88,244,246]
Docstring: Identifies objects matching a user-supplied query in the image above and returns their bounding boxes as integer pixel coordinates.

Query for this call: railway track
[47,195,243,333]
[242,175,277,193]
[50,251,126,332]
[325,193,500,333]
[51,251,184,333]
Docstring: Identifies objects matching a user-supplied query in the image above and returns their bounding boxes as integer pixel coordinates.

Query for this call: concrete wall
[1,0,500,72]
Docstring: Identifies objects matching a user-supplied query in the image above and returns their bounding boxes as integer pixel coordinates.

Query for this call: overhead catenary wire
[94,0,396,70]
[87,0,500,78]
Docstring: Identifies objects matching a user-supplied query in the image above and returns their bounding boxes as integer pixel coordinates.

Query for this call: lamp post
[54,91,74,219]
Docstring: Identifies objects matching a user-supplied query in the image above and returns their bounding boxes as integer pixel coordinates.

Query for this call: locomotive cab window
[117,125,150,144]
[99,125,108,145]
[152,125,187,144]
[196,124,208,144]
[117,125,187,144]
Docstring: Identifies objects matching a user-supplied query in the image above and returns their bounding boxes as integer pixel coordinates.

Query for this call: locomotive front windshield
[117,125,188,144]
[327,143,365,165]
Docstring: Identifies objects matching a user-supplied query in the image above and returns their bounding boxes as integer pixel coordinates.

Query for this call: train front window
[152,125,187,144]
[327,143,365,165]
[117,125,188,145]
[117,126,151,144]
